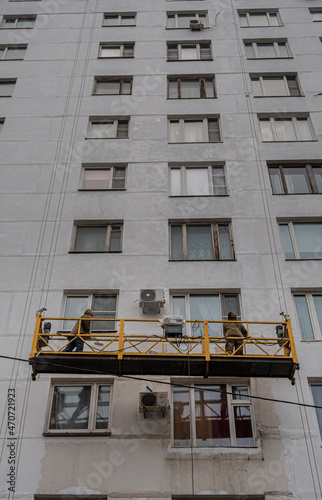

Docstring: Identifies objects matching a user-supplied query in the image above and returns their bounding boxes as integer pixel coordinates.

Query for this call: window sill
[0,27,34,30]
[44,431,111,436]
[97,56,134,59]
[285,258,322,261]
[169,194,229,197]
[85,137,129,140]
[78,188,126,192]
[102,25,136,28]
[0,58,24,61]
[253,95,304,98]
[272,193,320,196]
[167,58,213,62]
[169,141,222,144]
[241,25,284,28]
[247,57,293,60]
[169,259,236,262]
[168,97,217,100]
[165,27,209,30]
[263,140,317,143]
[69,251,122,254]
[300,339,322,342]
[92,93,132,96]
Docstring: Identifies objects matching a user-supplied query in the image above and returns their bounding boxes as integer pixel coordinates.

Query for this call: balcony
[29,315,299,382]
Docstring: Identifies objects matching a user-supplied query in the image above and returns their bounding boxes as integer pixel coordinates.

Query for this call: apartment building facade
[0,0,322,499]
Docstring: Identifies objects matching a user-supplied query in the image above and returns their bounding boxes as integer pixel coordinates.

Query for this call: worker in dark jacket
[223,311,247,355]
[62,309,93,352]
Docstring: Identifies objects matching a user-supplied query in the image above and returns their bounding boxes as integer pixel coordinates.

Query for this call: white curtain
[181,80,200,98]
[64,296,89,330]
[284,168,310,194]
[83,169,110,189]
[170,168,181,195]
[75,226,106,251]
[183,120,204,142]
[100,47,121,57]
[186,168,208,195]
[181,46,197,60]
[90,122,114,139]
[269,168,284,194]
[260,119,273,141]
[169,121,180,143]
[257,43,276,58]
[190,295,221,336]
[313,296,322,336]
[275,119,296,141]
[218,225,232,259]
[263,77,287,96]
[297,119,312,140]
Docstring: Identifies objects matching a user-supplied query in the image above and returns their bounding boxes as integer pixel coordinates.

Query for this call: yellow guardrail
[30,314,298,365]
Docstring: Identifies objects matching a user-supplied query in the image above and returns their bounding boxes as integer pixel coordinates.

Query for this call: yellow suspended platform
[29,315,299,382]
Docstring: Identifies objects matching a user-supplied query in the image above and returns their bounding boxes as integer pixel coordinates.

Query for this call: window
[269,163,322,194]
[251,75,301,97]
[0,79,16,97]
[168,117,220,143]
[0,45,27,60]
[311,385,322,439]
[167,42,212,61]
[1,16,35,29]
[72,223,122,253]
[239,11,281,27]
[93,77,132,95]
[0,119,4,133]
[47,382,111,434]
[169,164,227,196]
[167,12,208,29]
[172,292,240,336]
[259,116,313,142]
[170,221,233,262]
[168,76,216,99]
[103,13,136,26]
[294,293,322,340]
[87,118,129,139]
[81,166,126,190]
[173,383,254,447]
[98,43,134,58]
[63,294,117,331]
[244,40,291,59]
[279,222,322,259]
[310,10,322,22]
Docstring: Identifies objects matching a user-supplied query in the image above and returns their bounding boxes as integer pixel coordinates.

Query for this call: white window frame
[98,43,134,58]
[169,164,227,196]
[251,75,300,97]
[103,13,136,26]
[62,293,119,332]
[245,41,291,59]
[72,223,123,252]
[259,116,314,142]
[239,11,281,27]
[81,165,127,190]
[93,77,133,95]
[1,16,36,29]
[310,10,322,22]
[166,12,208,29]
[171,381,255,448]
[168,117,220,143]
[87,118,129,139]
[0,45,27,60]
[167,42,212,61]
[293,293,322,341]
[279,221,322,260]
[167,76,216,99]
[45,379,113,435]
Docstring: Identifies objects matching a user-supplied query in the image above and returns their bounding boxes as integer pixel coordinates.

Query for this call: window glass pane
[287,76,300,96]
[278,43,288,57]
[168,80,178,98]
[49,386,91,429]
[0,81,15,96]
[171,225,184,260]
[64,296,89,330]
[313,12,322,21]
[205,78,215,98]
[313,296,322,337]
[263,77,288,96]
[100,46,121,57]
[170,168,181,195]
[293,223,322,259]
[195,386,231,447]
[181,79,200,98]
[284,168,311,194]
[109,227,121,251]
[222,295,239,319]
[245,44,254,58]
[294,295,315,340]
[190,295,221,336]
[3,20,15,28]
[16,18,34,28]
[95,386,110,429]
[208,119,220,142]
[249,13,269,26]
[260,119,273,141]
[90,122,115,139]
[122,80,132,94]
[183,120,204,142]
[251,78,262,96]
[92,295,116,331]
[83,169,110,189]
[169,120,180,143]
[112,167,126,188]
[269,167,284,194]
[121,15,136,25]
[5,47,25,59]
[311,386,322,439]
[186,168,209,195]
[279,224,295,259]
[75,226,106,252]
[0,49,4,59]
[296,119,312,141]
[218,225,232,259]
[200,44,211,60]
[257,43,276,58]
[177,14,194,28]
[181,46,197,60]
[269,13,280,26]
[275,119,296,141]
[95,80,120,94]
[234,406,253,446]
[173,387,190,446]
[313,168,322,193]
[104,15,119,25]
[123,45,134,57]
[172,296,186,336]
[116,120,128,139]
[239,14,248,27]
[186,225,213,260]
[167,15,176,29]
[232,386,249,400]
[212,166,227,195]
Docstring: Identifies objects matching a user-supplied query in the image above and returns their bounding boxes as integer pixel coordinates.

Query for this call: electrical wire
[0,354,321,410]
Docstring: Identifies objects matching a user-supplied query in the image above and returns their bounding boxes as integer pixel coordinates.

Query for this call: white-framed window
[170,221,234,262]
[279,222,322,259]
[310,9,322,22]
[171,292,240,336]
[251,75,301,97]
[98,43,134,58]
[103,13,136,26]
[72,223,122,253]
[0,79,16,97]
[0,119,4,133]
[239,10,281,27]
[293,293,322,341]
[259,116,313,142]
[269,163,322,195]
[244,40,291,59]
[87,118,129,139]
[0,45,27,60]
[166,12,208,29]
[167,42,212,61]
[172,383,255,447]
[1,16,36,29]
[311,385,322,439]
[169,164,227,196]
[93,77,132,95]
[168,117,221,143]
[168,76,216,99]
[81,165,126,190]
[46,380,112,434]
[63,294,118,331]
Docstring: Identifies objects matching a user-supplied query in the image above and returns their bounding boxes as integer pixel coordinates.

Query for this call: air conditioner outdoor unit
[139,289,165,313]
[139,392,169,418]
[190,19,204,31]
